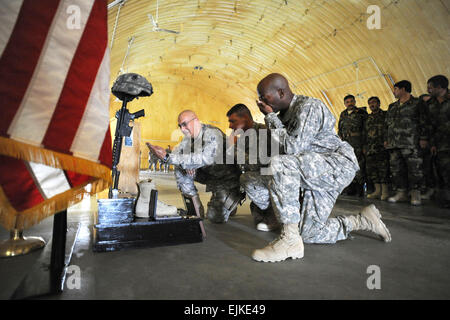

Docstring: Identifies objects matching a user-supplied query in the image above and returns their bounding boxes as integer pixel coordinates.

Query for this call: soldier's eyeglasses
[178,118,195,129]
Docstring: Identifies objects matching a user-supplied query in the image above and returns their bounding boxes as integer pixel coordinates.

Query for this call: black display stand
[92,193,204,253]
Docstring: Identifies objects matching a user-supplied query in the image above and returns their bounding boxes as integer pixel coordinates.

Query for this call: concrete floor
[1,170,450,300]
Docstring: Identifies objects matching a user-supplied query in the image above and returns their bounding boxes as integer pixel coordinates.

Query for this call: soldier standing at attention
[148,149,159,172]
[418,92,437,201]
[363,96,390,200]
[250,73,391,263]
[423,75,450,208]
[147,110,243,223]
[338,95,368,197]
[163,145,172,173]
[384,80,429,206]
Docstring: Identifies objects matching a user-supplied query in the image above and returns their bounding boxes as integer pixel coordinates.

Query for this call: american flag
[0,0,112,230]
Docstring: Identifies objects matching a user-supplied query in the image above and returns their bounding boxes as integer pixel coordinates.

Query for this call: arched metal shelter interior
[107,0,449,152]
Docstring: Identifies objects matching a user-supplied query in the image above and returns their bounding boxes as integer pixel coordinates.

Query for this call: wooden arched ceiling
[107,0,450,145]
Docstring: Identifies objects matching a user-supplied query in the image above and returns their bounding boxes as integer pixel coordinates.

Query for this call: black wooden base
[92,217,204,252]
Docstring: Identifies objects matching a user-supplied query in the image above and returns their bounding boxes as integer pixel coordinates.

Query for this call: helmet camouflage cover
[111,73,153,100]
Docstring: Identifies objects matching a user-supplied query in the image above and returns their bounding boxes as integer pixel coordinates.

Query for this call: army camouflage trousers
[420,147,436,189]
[436,150,450,191]
[174,167,240,223]
[389,148,423,191]
[241,148,359,244]
[366,152,390,184]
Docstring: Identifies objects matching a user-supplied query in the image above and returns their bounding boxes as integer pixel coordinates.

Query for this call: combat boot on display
[367,183,381,199]
[135,180,156,218]
[252,223,304,262]
[346,204,392,242]
[135,180,178,218]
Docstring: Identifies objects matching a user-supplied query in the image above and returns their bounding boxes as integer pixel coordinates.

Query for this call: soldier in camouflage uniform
[384,80,429,206]
[418,93,437,201]
[424,75,450,208]
[250,74,391,263]
[148,149,159,171]
[225,104,279,231]
[338,95,368,196]
[363,96,390,200]
[147,110,242,223]
[162,145,172,173]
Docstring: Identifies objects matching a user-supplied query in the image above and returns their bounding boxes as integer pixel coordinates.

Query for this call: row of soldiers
[338,75,449,208]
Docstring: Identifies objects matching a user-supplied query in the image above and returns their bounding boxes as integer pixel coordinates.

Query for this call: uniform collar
[397,95,415,105]
[280,94,299,122]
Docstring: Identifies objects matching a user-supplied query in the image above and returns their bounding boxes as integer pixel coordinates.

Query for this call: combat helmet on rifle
[111,73,153,101]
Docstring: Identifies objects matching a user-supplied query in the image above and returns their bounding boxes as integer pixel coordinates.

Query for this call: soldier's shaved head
[257,73,291,96]
[178,110,201,138]
[257,73,294,112]
[178,110,198,122]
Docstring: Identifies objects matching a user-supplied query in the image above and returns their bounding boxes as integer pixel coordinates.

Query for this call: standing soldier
[424,75,450,208]
[384,80,428,206]
[148,149,159,172]
[163,145,172,173]
[338,95,368,196]
[363,97,390,200]
[419,93,437,201]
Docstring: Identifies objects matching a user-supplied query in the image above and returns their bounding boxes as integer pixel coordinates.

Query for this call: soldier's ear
[278,88,284,99]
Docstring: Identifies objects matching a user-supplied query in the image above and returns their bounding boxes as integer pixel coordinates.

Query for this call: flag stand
[0,229,46,258]
[10,210,80,299]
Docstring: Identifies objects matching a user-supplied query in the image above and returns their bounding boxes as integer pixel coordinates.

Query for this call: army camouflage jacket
[264,95,357,163]
[338,106,368,149]
[363,109,387,155]
[425,91,450,152]
[384,96,428,149]
[169,123,241,180]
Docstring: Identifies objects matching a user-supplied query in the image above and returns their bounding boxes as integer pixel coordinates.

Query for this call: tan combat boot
[367,183,381,199]
[346,204,392,242]
[252,223,304,262]
[388,190,408,203]
[135,180,156,217]
[380,184,390,201]
[410,189,422,206]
